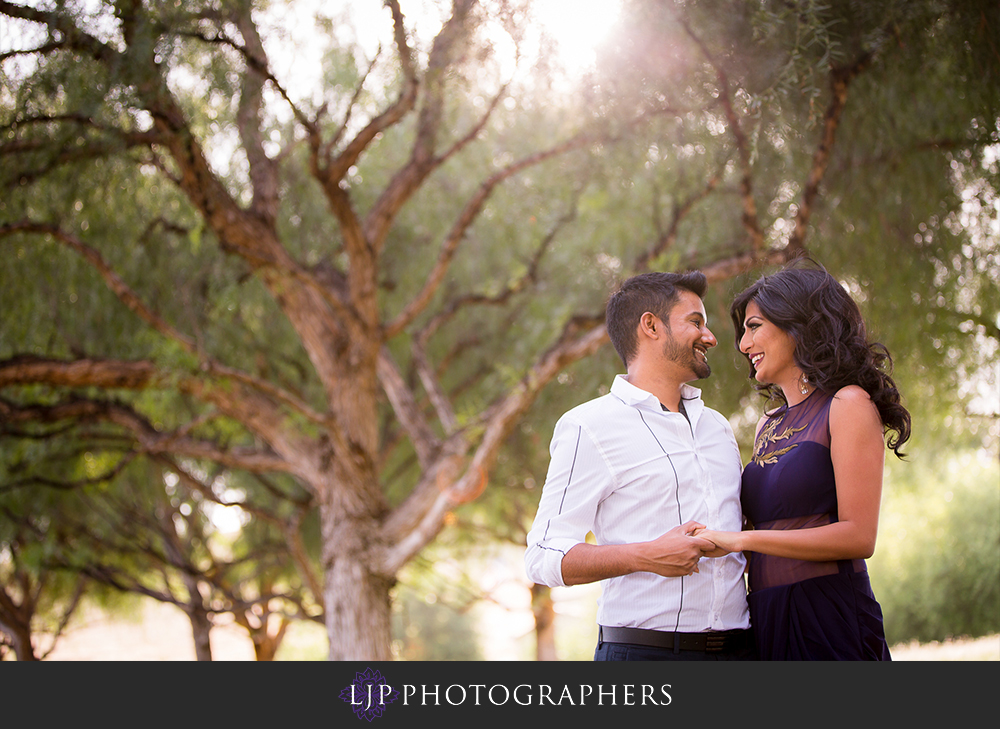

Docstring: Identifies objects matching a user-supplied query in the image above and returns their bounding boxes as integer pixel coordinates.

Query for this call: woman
[697,260,910,660]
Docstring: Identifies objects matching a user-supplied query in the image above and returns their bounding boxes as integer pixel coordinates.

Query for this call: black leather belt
[600,625,751,652]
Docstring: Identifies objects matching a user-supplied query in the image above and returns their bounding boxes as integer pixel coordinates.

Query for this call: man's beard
[662,332,711,380]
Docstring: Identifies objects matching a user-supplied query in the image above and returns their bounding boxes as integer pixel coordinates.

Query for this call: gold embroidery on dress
[751,415,807,467]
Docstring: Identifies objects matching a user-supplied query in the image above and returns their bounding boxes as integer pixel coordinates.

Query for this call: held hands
[691,527,743,556]
[635,521,718,577]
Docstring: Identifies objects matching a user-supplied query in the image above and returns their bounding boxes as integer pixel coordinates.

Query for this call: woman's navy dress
[741,390,891,660]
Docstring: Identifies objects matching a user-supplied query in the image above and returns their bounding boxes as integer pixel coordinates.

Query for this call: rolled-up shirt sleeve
[524,416,614,587]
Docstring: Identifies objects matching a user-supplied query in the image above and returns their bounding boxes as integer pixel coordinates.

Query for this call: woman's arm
[698,386,885,561]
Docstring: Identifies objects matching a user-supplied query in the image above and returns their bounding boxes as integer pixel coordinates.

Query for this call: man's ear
[639,311,660,339]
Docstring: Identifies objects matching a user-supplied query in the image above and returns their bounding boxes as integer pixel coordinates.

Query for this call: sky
[256,0,623,103]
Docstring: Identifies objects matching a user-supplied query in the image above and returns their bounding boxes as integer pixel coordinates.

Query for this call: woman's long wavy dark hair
[730,259,911,458]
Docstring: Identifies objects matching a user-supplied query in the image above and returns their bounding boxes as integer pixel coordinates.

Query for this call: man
[524,271,753,660]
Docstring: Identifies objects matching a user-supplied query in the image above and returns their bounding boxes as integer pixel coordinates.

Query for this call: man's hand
[633,521,716,577]
[560,521,730,585]
[691,527,743,556]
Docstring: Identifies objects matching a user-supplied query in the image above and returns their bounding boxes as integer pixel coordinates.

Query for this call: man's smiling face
[661,289,717,381]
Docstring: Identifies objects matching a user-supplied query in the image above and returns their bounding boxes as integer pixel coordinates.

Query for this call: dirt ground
[34,600,1000,661]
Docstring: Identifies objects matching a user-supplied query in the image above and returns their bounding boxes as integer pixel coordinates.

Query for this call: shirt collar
[610,374,704,412]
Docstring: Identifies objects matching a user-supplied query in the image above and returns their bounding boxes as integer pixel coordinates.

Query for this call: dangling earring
[798,372,810,395]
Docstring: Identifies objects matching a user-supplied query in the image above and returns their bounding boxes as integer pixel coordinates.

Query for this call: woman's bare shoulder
[830,385,880,429]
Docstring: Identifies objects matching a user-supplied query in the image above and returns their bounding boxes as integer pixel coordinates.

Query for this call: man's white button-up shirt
[524,374,749,633]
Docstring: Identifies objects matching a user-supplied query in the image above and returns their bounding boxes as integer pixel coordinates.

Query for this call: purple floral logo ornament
[339,667,400,721]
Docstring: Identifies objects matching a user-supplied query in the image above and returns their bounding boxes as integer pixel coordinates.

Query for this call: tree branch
[0,356,340,485]
[788,52,874,251]
[2,221,199,352]
[0,395,292,477]
[319,0,419,184]
[379,320,608,573]
[321,47,384,164]
[0,221,331,428]
[634,159,727,270]
[384,132,596,338]
[375,348,441,469]
[233,8,281,226]
[676,15,764,252]
[362,0,477,251]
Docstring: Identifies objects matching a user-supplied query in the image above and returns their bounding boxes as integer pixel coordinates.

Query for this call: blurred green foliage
[870,450,1000,646]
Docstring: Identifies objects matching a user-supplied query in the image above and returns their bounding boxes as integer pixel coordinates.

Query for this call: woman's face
[738,300,800,387]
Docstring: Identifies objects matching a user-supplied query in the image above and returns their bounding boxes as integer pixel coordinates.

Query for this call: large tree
[1,0,996,660]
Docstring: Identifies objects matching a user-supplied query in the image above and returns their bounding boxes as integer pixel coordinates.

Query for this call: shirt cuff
[525,537,581,588]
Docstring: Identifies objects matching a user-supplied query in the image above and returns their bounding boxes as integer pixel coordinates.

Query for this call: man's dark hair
[605,271,708,367]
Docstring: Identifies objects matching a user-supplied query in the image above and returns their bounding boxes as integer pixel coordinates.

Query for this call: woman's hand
[691,528,745,556]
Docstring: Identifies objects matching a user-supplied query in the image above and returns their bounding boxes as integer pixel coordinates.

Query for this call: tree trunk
[186,607,214,661]
[316,343,394,660]
[531,583,558,661]
[0,619,37,661]
[321,495,393,660]
[0,582,39,661]
[323,557,394,660]
[249,615,288,662]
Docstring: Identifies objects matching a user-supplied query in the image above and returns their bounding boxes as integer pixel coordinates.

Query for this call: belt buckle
[705,634,726,652]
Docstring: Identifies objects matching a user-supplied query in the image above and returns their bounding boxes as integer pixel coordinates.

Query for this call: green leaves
[871,451,1000,644]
